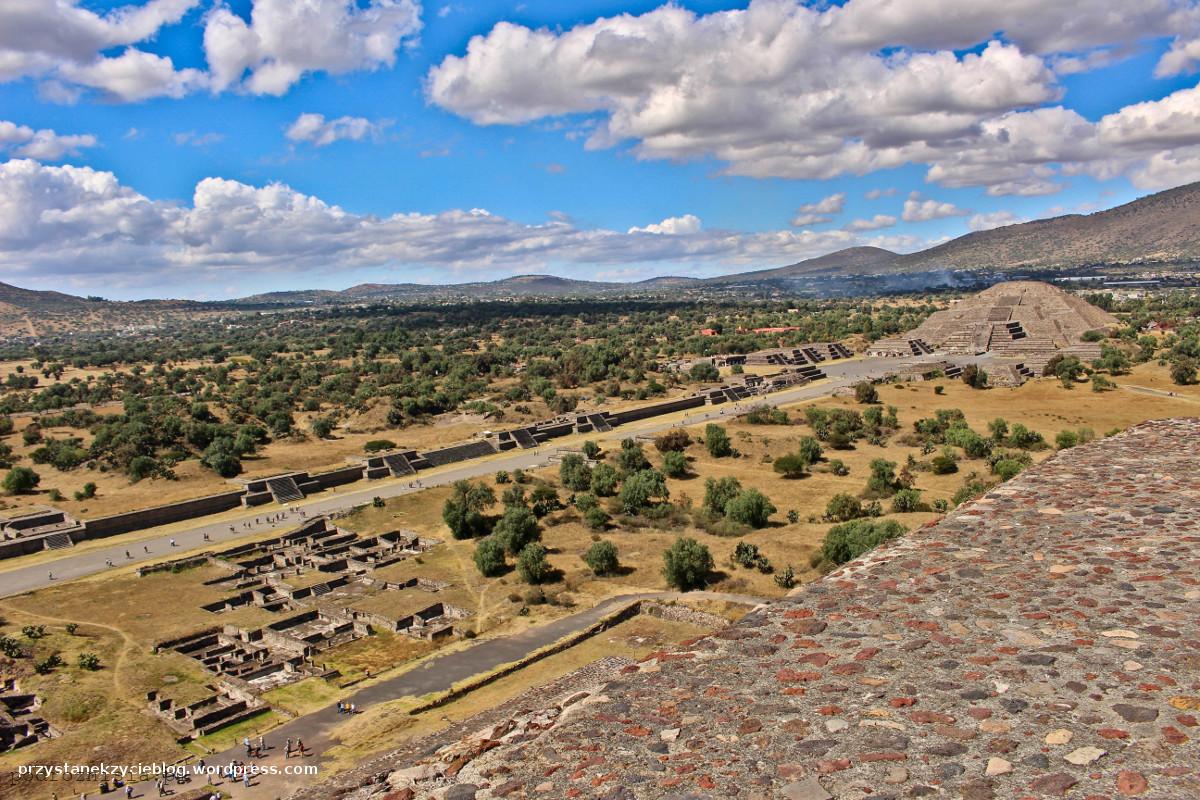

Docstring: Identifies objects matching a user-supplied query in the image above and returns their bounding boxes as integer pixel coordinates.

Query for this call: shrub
[1056,429,1079,450]
[773,564,797,589]
[725,489,776,529]
[772,452,809,478]
[703,476,742,515]
[890,487,923,513]
[930,453,959,474]
[654,429,692,452]
[960,364,988,389]
[796,436,823,464]
[661,450,689,477]
[865,458,900,497]
[704,423,732,457]
[363,439,397,453]
[77,653,101,671]
[854,381,879,404]
[311,417,335,439]
[952,477,992,507]
[372,496,385,508]
[662,537,714,591]
[744,405,789,425]
[993,459,1023,480]
[443,480,496,539]
[583,506,610,530]
[825,492,863,522]
[34,654,63,675]
[820,519,907,566]
[494,470,510,484]
[559,454,592,492]
[581,440,601,459]
[590,462,619,496]
[582,540,619,576]
[619,469,669,514]
[617,439,651,473]
[529,484,561,517]
[3,466,40,495]
[73,481,97,501]
[516,543,551,584]
[827,459,849,476]
[1170,359,1197,385]
[473,537,506,577]
[493,504,540,556]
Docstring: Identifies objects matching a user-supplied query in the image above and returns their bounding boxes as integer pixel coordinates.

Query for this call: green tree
[473,537,507,577]
[559,454,591,492]
[725,489,776,528]
[689,361,720,382]
[654,429,691,452]
[493,504,540,556]
[311,416,335,439]
[201,437,242,478]
[582,540,620,576]
[820,519,907,566]
[703,476,742,515]
[890,487,923,513]
[772,452,809,478]
[1170,359,1197,386]
[704,424,732,457]
[988,418,1009,442]
[796,436,822,464]
[590,462,619,496]
[661,450,689,477]
[443,480,496,539]
[617,439,650,473]
[619,469,669,514]
[3,466,40,495]
[661,537,714,591]
[865,458,900,497]
[517,542,551,584]
[854,381,879,404]
[1056,429,1079,450]
[825,492,863,522]
[581,440,602,460]
[529,484,561,517]
[992,459,1023,481]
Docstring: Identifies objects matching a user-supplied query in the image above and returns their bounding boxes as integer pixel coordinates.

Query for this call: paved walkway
[0,354,932,599]
[127,591,766,799]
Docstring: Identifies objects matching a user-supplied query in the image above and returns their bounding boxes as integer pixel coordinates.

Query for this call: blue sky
[2,1,1199,299]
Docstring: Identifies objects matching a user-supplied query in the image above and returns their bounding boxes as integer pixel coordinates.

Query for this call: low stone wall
[608,394,705,425]
[84,490,244,539]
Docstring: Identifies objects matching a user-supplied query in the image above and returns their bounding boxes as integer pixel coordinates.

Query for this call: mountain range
[4,180,1200,333]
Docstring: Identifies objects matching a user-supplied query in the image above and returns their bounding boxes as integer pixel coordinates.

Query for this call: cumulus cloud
[968,210,1025,231]
[203,0,422,96]
[0,120,97,160]
[843,214,897,231]
[790,192,844,226]
[0,0,424,102]
[902,192,968,222]
[865,187,897,200]
[627,214,702,235]
[0,0,203,101]
[426,1,1200,195]
[0,159,931,288]
[285,113,388,147]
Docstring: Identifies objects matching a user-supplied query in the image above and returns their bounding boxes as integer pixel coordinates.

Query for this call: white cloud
[426,1,1200,194]
[865,187,897,200]
[843,214,897,231]
[902,192,968,222]
[791,192,845,226]
[0,120,97,160]
[203,0,422,96]
[0,159,932,289]
[174,131,225,147]
[0,0,203,101]
[627,214,702,235]
[968,210,1024,231]
[285,113,387,147]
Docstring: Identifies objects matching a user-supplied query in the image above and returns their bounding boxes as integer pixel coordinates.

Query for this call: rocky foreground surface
[325,418,1200,799]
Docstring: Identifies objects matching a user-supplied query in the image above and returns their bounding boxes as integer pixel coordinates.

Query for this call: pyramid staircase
[511,428,538,449]
[266,476,304,503]
[587,414,613,432]
[42,532,74,551]
[382,453,415,476]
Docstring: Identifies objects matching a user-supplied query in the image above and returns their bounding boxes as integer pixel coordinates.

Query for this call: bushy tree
[311,417,335,439]
[493,504,540,556]
[890,487,923,513]
[617,439,651,473]
[820,519,906,566]
[854,381,879,404]
[590,462,619,496]
[619,469,669,514]
[517,542,551,584]
[725,489,776,528]
[654,429,691,452]
[3,466,40,495]
[559,454,591,492]
[473,537,506,577]
[662,537,713,591]
[201,437,242,478]
[661,450,689,477]
[582,540,619,576]
[581,440,602,459]
[1170,359,1197,386]
[529,484,561,517]
[704,423,732,457]
[993,459,1023,480]
[689,361,720,382]
[865,458,900,497]
[772,452,809,478]
[825,492,863,522]
[443,480,496,539]
[796,436,822,465]
[703,476,742,515]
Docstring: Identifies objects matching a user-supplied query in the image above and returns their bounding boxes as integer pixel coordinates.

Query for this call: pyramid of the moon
[903,281,1118,365]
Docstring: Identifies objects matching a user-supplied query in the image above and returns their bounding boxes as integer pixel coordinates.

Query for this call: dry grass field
[2,361,1196,794]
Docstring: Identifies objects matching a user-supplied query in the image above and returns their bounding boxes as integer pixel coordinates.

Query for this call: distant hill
[893,182,1200,271]
[6,180,1200,334]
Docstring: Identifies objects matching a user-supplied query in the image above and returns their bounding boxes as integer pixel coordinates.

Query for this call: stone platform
[355,418,1200,799]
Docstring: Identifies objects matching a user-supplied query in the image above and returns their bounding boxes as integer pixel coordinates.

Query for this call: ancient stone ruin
[332,418,1200,799]
[872,280,1118,377]
[0,681,56,752]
